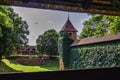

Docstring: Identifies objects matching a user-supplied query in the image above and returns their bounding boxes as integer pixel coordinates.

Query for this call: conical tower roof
[60,18,78,32]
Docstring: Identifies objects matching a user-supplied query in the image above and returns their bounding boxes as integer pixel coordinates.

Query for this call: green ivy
[70,40,120,69]
[58,33,73,69]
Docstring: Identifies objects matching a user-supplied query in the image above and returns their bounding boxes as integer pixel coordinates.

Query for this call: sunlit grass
[0,61,19,72]
[1,59,59,72]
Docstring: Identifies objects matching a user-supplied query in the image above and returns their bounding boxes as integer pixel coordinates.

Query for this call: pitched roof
[71,33,120,47]
[60,18,78,32]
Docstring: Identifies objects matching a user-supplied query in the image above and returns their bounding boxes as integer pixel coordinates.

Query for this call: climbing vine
[70,40,120,69]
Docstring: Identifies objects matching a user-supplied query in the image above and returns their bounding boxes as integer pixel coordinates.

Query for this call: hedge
[70,40,120,69]
[6,55,39,59]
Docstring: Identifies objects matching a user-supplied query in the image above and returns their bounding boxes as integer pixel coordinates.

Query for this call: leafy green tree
[36,29,59,58]
[9,7,29,54]
[0,6,29,61]
[0,25,13,60]
[80,14,120,38]
[36,34,45,54]
[0,6,13,60]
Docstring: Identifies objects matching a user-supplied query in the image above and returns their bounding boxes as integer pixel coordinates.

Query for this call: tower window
[69,33,72,37]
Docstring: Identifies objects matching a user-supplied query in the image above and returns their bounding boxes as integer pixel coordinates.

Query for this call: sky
[12,6,91,46]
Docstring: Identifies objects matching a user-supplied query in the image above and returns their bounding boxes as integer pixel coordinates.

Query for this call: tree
[0,25,13,60]
[79,14,120,39]
[36,29,59,59]
[0,6,29,61]
[8,7,29,54]
[0,6,13,60]
[36,34,45,54]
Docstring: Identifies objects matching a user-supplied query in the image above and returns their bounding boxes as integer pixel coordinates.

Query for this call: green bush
[70,40,120,69]
[7,55,39,59]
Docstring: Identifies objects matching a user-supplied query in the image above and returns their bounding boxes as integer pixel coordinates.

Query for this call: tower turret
[60,18,78,40]
[58,16,78,69]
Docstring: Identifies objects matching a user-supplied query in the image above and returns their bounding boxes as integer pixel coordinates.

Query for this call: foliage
[7,55,50,59]
[58,32,74,69]
[7,55,38,59]
[9,7,29,54]
[70,41,120,69]
[80,14,120,39]
[0,25,13,58]
[0,6,13,60]
[36,29,59,58]
[0,6,13,37]
[0,5,29,61]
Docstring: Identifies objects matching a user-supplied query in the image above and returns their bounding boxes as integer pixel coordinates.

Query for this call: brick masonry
[15,58,45,66]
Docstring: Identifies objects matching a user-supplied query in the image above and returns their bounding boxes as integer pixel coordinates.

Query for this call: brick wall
[15,58,44,66]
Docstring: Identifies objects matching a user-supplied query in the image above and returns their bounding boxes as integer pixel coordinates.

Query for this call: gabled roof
[60,18,78,32]
[71,33,120,47]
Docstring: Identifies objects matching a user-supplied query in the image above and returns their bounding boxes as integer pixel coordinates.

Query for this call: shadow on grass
[0,61,22,72]
[1,58,59,72]
[9,58,59,70]
[41,59,59,70]
[8,59,19,65]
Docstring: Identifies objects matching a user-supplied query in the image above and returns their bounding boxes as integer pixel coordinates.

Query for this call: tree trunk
[0,48,5,61]
[0,54,3,61]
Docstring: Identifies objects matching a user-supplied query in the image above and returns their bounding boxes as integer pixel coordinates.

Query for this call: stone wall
[70,40,120,69]
[15,58,45,66]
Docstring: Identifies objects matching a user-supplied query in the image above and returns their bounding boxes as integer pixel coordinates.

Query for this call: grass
[0,61,19,72]
[0,59,59,72]
[41,59,59,70]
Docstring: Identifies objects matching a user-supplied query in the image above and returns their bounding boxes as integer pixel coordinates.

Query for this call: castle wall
[69,40,120,69]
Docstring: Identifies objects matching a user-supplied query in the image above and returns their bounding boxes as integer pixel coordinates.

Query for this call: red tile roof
[60,18,78,32]
[71,33,120,47]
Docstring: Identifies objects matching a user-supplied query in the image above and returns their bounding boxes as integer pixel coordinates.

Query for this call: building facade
[59,18,120,69]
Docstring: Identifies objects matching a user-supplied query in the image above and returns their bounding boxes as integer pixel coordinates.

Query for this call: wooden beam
[0,67,120,80]
[0,0,120,15]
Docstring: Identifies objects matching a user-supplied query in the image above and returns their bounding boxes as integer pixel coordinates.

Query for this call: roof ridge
[71,32,120,47]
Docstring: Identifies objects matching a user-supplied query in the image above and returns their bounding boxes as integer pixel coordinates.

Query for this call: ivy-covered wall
[70,40,120,69]
[58,33,73,69]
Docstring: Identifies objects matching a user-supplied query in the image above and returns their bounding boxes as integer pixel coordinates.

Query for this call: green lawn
[0,60,19,72]
[0,59,59,72]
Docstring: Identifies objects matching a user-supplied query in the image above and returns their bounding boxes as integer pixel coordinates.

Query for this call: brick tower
[59,16,78,69]
[60,17,78,41]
